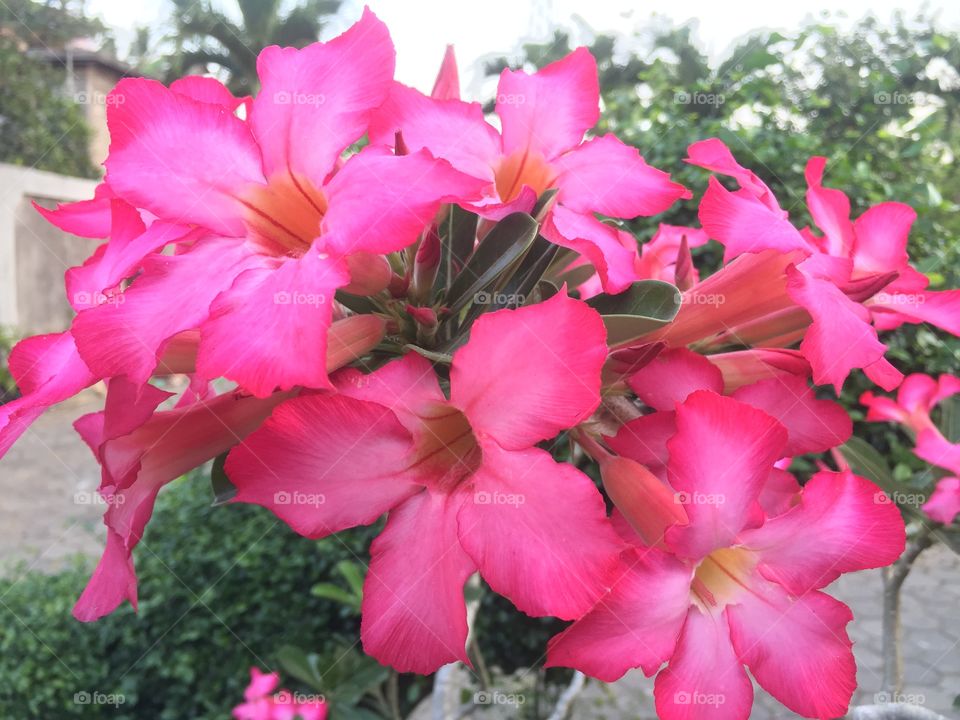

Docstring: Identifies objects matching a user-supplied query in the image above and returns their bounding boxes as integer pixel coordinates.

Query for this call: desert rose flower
[548,391,906,720]
[225,292,625,672]
[369,48,689,293]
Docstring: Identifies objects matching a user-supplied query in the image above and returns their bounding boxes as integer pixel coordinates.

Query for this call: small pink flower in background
[233,668,327,720]
[370,47,689,293]
[548,391,906,720]
[922,477,960,525]
[225,292,624,673]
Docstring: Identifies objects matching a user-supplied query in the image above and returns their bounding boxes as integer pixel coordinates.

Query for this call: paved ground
[1,392,958,719]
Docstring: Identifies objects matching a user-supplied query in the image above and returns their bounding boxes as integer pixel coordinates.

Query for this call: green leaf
[310,583,361,610]
[438,204,479,291]
[209,453,235,506]
[587,280,682,346]
[335,560,365,597]
[276,645,324,689]
[837,437,897,492]
[334,291,379,315]
[444,212,539,315]
[939,395,960,443]
[403,344,453,365]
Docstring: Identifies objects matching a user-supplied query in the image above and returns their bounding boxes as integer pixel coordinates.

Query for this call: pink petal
[457,443,624,619]
[170,75,247,110]
[915,429,960,475]
[450,291,607,450]
[72,239,256,384]
[250,8,395,184]
[66,200,196,311]
[32,182,114,238]
[685,138,781,211]
[731,375,852,455]
[197,251,350,396]
[546,547,691,681]
[664,392,787,560]
[759,467,801,517]
[0,332,96,458]
[923,477,960,525]
[361,489,476,673]
[335,353,446,435]
[542,205,641,294]
[368,82,500,182]
[76,391,283,621]
[606,411,676,474]
[786,265,898,392]
[105,78,264,236]
[653,609,754,720]
[739,470,905,593]
[636,224,709,284]
[600,456,688,547]
[870,288,960,337]
[706,348,811,393]
[852,201,916,276]
[628,348,723,411]
[320,146,487,256]
[726,578,856,719]
[496,47,599,160]
[804,156,856,258]
[227,394,420,538]
[244,668,280,701]
[431,45,460,100]
[698,177,807,262]
[554,134,688,218]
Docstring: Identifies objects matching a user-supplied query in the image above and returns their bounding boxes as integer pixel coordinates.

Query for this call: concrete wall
[0,163,99,334]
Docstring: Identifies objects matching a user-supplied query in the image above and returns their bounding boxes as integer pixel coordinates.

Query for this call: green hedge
[0,475,377,719]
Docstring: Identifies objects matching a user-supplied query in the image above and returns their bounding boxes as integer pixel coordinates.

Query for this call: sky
[86,0,960,99]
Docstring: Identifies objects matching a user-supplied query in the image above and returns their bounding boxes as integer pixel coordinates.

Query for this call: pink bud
[325,315,386,372]
[600,455,688,547]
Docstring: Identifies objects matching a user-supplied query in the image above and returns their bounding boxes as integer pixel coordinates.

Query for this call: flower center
[240,173,328,257]
[690,547,757,611]
[413,402,482,487]
[494,149,557,203]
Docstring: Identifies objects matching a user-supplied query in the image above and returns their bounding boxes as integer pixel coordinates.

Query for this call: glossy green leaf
[838,437,897,492]
[444,212,539,315]
[209,452,235,506]
[587,280,682,346]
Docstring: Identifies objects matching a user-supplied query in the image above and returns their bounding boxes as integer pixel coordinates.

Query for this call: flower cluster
[4,7,958,720]
[862,373,960,525]
[233,668,326,720]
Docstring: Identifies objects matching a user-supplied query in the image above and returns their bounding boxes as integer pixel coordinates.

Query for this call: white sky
[87,0,960,99]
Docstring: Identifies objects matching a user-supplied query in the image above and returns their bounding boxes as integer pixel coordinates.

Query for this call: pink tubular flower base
[0,7,945,720]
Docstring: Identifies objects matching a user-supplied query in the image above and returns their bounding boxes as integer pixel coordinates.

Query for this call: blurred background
[0,0,958,718]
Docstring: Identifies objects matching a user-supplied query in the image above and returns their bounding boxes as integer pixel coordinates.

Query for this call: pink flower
[685,139,960,391]
[65,9,485,398]
[861,372,960,486]
[233,668,327,720]
[922,477,960,525]
[225,292,625,672]
[369,48,689,293]
[547,391,906,720]
[607,347,851,481]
